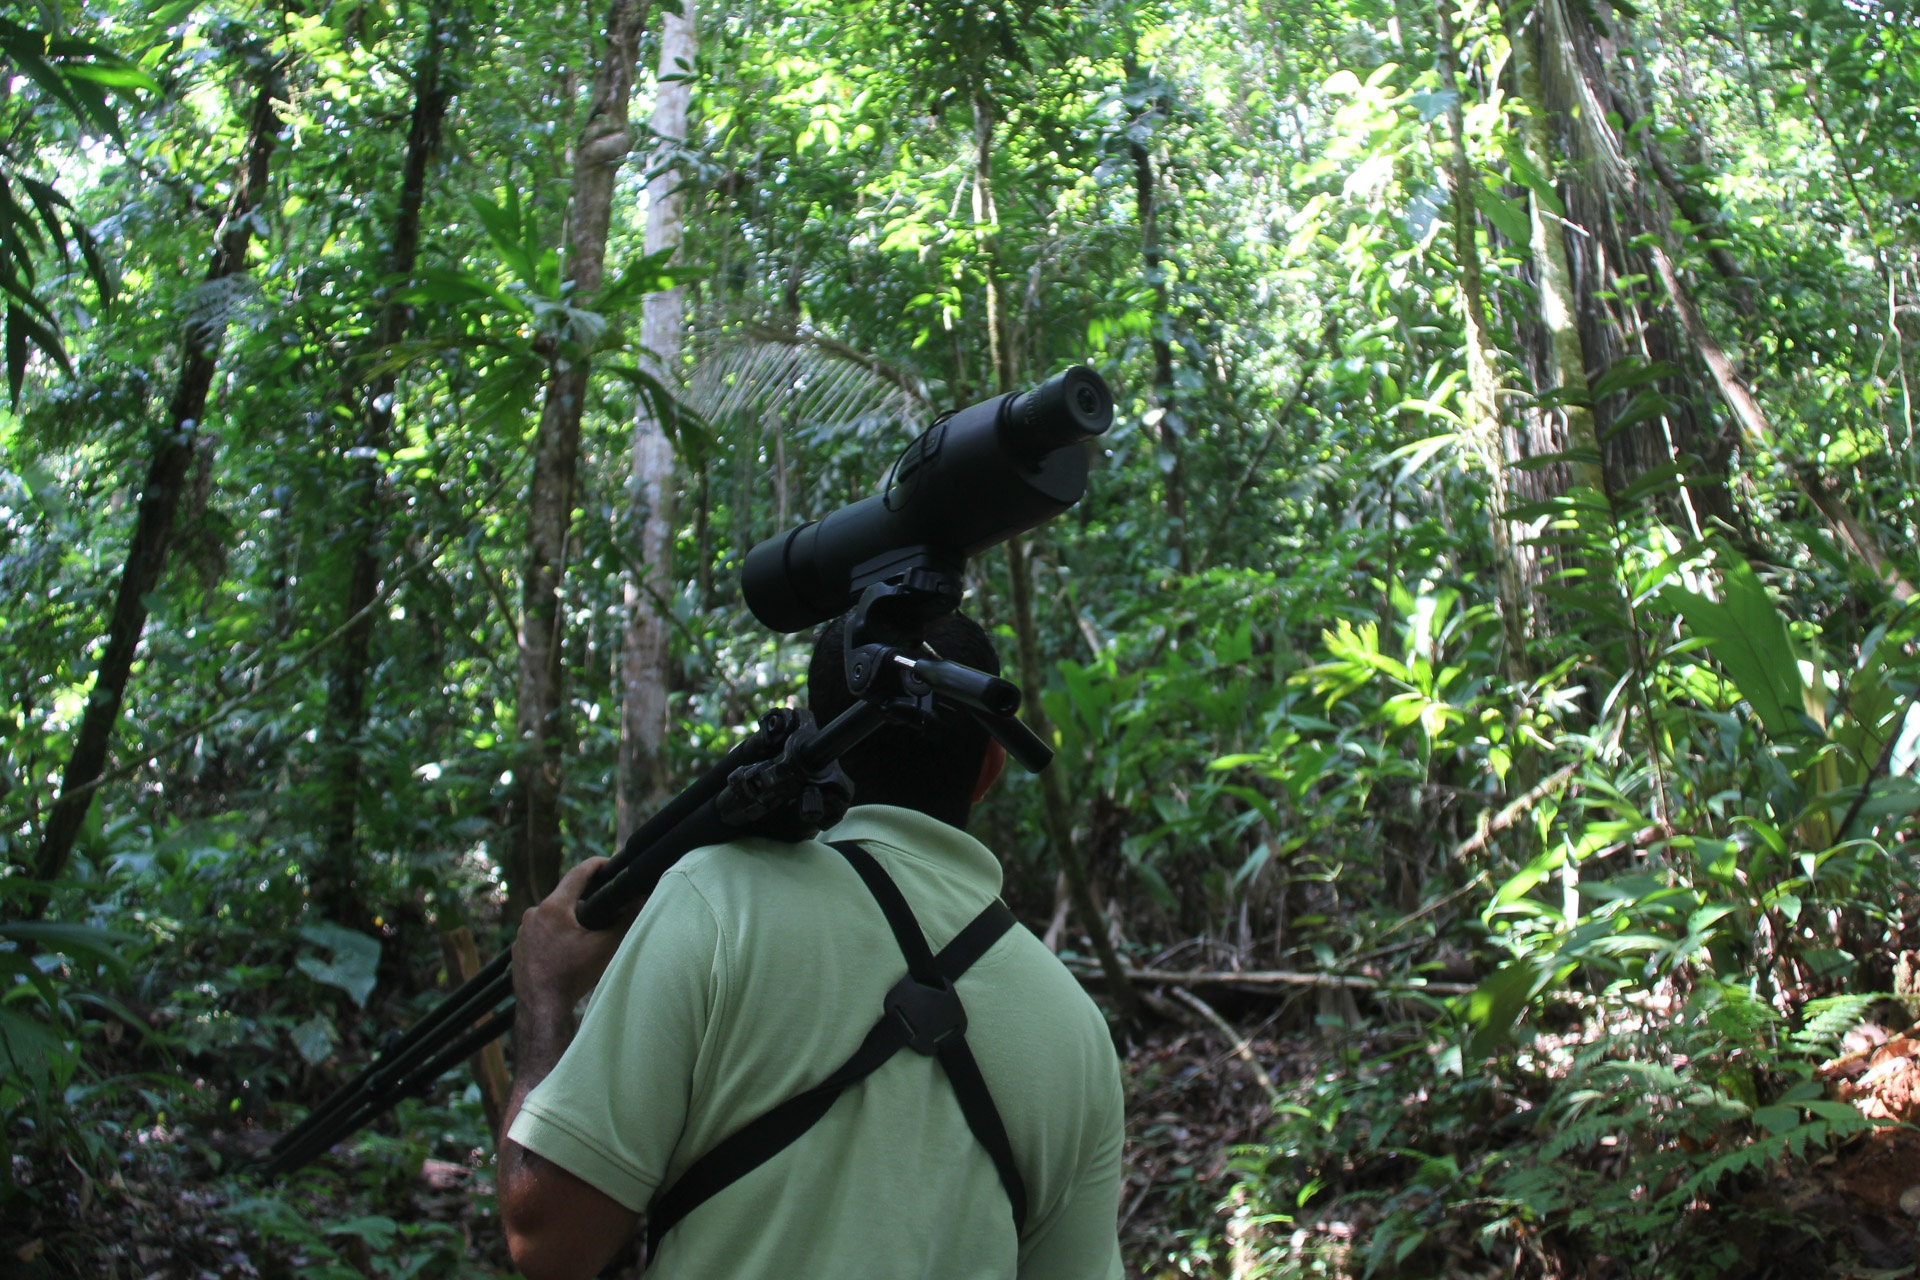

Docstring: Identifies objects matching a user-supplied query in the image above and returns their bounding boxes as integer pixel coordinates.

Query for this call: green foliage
[4,0,1918,1274]
[0,14,153,401]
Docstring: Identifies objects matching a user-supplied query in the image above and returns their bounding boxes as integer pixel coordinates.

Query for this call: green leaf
[1466,957,1555,1057]
[296,923,382,1008]
[396,266,506,307]
[1617,462,1687,504]
[1501,140,1565,217]
[1513,448,1602,473]
[1604,388,1670,439]
[1662,549,1802,738]
[0,921,133,970]
[1471,184,1531,245]
[1132,860,1177,911]
[327,1215,399,1248]
[1589,357,1677,403]
[0,1007,76,1098]
[289,1013,337,1066]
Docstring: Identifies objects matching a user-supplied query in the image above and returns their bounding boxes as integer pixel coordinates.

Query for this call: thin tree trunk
[969,94,1135,1030]
[1650,246,1918,603]
[1003,539,1138,1033]
[318,11,456,921]
[511,0,652,909]
[29,71,286,902]
[616,0,697,845]
[1128,68,1189,575]
[971,95,1010,396]
[1436,5,1533,685]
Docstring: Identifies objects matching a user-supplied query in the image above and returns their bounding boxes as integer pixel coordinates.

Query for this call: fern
[1791,993,1879,1057]
[1539,1112,1625,1162]
[1594,1059,1690,1094]
[1677,1104,1876,1200]
[1697,979,1779,1044]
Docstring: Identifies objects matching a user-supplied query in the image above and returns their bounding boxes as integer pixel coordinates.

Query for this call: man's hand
[511,857,632,1017]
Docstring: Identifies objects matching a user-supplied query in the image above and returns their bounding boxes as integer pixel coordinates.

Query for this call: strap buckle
[884,973,967,1055]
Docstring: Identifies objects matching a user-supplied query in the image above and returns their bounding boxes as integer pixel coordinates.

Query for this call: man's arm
[497,858,642,1280]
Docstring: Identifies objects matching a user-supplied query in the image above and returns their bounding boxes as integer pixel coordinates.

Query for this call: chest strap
[645,840,1026,1252]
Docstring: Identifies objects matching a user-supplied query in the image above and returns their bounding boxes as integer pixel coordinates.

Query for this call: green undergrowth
[1,810,508,1276]
[1173,986,1890,1279]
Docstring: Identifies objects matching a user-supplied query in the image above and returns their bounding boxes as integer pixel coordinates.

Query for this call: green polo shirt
[508,805,1125,1278]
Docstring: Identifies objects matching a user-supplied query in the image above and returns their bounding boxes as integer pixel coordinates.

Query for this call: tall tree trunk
[1435,5,1533,686]
[617,0,697,845]
[1513,0,1739,532]
[1127,61,1189,575]
[510,0,652,910]
[971,95,1010,395]
[317,11,457,922]
[972,95,1136,1031]
[1508,12,1605,498]
[29,71,287,903]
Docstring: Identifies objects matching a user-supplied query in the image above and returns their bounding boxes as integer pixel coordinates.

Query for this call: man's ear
[971,740,1008,804]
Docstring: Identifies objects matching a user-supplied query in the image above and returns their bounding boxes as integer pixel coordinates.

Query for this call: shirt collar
[822,804,1004,898]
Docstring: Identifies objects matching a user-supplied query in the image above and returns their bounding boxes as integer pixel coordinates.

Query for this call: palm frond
[685,324,931,441]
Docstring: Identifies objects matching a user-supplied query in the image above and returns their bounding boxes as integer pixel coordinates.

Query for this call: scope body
[742,366,1112,632]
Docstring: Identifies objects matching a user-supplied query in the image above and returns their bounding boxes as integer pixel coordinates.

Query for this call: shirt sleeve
[1016,1055,1126,1280]
[506,868,726,1213]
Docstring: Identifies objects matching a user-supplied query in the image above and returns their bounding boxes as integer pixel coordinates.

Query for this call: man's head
[808,611,1008,829]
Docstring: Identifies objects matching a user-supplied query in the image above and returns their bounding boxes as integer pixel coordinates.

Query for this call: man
[498,612,1126,1278]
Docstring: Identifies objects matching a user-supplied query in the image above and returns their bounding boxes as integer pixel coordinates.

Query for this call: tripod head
[838,565,1050,774]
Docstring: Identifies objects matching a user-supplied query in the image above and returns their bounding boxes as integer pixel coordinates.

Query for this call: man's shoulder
[988,926,1120,1052]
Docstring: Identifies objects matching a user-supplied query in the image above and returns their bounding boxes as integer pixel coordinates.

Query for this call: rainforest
[3,0,1920,1275]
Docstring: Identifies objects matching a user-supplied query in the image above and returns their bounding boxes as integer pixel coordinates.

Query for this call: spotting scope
[741,365,1114,633]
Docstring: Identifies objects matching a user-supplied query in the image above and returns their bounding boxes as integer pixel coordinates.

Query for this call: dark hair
[808,611,1001,828]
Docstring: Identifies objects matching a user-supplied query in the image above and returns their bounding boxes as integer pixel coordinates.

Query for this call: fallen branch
[1449,761,1581,863]
[1065,961,1474,997]
[1168,985,1282,1108]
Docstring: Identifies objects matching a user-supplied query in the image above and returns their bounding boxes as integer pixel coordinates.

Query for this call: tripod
[260,568,1048,1176]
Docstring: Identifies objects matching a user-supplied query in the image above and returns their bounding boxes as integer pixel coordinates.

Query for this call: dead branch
[1168,985,1282,1108]
[1066,961,1474,997]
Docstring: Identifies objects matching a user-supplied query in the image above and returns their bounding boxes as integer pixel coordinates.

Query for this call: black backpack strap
[830,841,1029,1234]
[645,840,1022,1251]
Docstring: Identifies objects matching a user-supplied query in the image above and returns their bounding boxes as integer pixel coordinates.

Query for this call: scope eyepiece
[1003,365,1113,466]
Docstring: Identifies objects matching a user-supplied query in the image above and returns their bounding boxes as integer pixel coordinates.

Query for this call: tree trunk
[1003,538,1138,1033]
[1436,4,1533,686]
[617,0,697,845]
[972,94,1135,1030]
[29,72,286,903]
[1511,0,1739,533]
[317,11,456,922]
[1508,13,1605,498]
[971,95,1010,396]
[1126,56,1188,574]
[511,0,653,909]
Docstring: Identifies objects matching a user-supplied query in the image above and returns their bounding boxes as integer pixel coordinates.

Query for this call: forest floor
[7,1011,1277,1279]
[13,1005,1920,1277]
